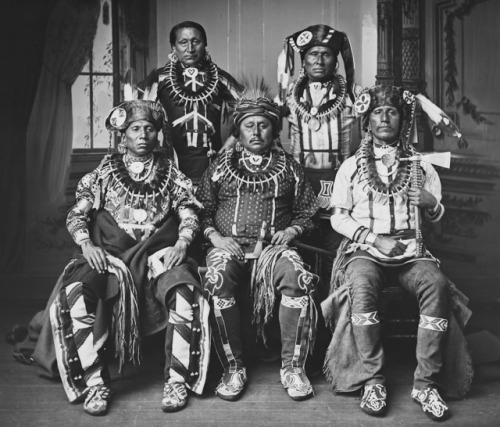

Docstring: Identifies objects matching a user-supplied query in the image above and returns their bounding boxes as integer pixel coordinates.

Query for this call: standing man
[142,21,244,185]
[196,93,320,402]
[323,86,472,421]
[277,24,362,292]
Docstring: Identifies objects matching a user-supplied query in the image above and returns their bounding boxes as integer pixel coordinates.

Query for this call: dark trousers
[346,258,449,390]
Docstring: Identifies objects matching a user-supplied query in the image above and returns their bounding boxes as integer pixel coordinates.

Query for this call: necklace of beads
[164,60,219,109]
[355,136,414,202]
[213,147,288,191]
[124,153,155,181]
[288,73,347,126]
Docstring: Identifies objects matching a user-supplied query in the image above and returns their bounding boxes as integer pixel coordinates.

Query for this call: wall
[154,0,377,91]
[424,0,500,301]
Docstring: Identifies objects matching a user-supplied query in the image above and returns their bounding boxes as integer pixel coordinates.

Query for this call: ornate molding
[441,0,493,124]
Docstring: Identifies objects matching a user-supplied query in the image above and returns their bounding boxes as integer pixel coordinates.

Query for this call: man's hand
[271,228,297,246]
[211,233,244,260]
[218,135,237,154]
[373,235,408,258]
[81,240,108,274]
[163,238,189,270]
[408,188,437,209]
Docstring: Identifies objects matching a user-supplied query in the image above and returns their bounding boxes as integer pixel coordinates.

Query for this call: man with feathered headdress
[322,85,472,421]
[276,24,363,295]
[196,90,320,402]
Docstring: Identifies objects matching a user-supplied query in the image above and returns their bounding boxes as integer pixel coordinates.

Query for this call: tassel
[106,255,141,371]
[340,33,356,103]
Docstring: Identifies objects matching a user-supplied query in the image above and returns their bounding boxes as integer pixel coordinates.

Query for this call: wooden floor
[1,299,500,427]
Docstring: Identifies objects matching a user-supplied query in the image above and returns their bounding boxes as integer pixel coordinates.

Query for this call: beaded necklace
[213,147,288,191]
[355,136,414,202]
[288,73,347,129]
[164,60,219,109]
[123,153,155,181]
[101,153,173,200]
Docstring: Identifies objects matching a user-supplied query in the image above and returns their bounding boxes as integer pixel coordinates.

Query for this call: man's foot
[162,382,188,412]
[411,387,450,422]
[83,384,112,416]
[280,366,314,401]
[360,384,387,417]
[215,366,247,401]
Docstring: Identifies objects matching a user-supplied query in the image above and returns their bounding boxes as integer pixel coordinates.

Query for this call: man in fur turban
[322,85,472,422]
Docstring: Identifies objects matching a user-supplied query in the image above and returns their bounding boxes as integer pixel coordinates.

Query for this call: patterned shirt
[330,144,444,261]
[286,77,362,168]
[143,60,243,184]
[67,153,200,245]
[197,148,318,250]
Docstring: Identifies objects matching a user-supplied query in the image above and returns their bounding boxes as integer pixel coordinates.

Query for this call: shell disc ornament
[133,208,148,223]
[308,117,321,131]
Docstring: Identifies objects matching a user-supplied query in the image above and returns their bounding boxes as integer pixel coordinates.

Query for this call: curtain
[25,0,100,219]
[0,1,54,271]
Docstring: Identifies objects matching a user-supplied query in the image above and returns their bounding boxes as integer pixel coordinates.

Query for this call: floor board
[1,299,500,426]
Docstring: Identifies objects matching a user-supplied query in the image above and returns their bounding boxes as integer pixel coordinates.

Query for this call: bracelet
[204,227,217,240]
[178,236,191,245]
[78,238,91,246]
[364,232,378,246]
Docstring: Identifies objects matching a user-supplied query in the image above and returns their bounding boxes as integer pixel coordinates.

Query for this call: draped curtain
[0,1,54,271]
[25,0,100,219]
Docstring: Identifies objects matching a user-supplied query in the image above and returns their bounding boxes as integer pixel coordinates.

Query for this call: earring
[118,136,127,154]
[107,132,113,154]
[364,128,373,143]
[168,50,178,63]
[235,139,243,152]
[204,50,212,63]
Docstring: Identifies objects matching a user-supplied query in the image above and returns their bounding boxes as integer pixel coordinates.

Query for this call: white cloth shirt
[329,144,444,261]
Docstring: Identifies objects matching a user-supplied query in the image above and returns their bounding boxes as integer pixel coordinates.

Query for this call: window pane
[93,75,114,149]
[81,58,89,73]
[93,1,113,73]
[72,75,91,149]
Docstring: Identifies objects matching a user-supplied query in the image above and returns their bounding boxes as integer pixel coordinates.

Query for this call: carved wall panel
[425,0,500,294]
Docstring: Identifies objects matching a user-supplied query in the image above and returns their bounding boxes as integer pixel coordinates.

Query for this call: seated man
[37,100,209,415]
[196,92,319,402]
[323,86,472,421]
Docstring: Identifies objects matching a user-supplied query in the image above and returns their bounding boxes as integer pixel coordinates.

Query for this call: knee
[275,251,317,297]
[346,265,381,312]
[418,271,449,300]
[205,250,241,298]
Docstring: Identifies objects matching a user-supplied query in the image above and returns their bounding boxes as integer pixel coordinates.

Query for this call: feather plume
[238,75,274,101]
[416,94,467,147]
[277,48,290,105]
[142,82,158,101]
[123,69,138,101]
